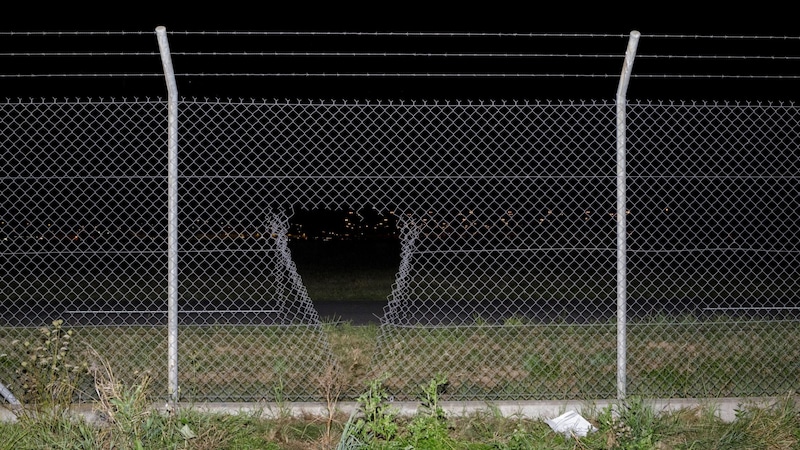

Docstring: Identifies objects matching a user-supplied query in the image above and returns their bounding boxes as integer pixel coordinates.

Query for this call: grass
[0,403,339,449]
[3,241,799,446]
[2,385,799,448]
[2,321,800,448]
[2,318,799,403]
[291,239,400,303]
[300,267,398,302]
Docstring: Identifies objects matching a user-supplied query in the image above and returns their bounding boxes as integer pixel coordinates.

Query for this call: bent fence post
[615,30,640,400]
[156,25,180,407]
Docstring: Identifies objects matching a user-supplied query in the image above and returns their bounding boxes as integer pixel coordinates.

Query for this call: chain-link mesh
[1,100,172,400]
[625,101,800,397]
[176,213,335,401]
[365,101,621,400]
[2,97,798,403]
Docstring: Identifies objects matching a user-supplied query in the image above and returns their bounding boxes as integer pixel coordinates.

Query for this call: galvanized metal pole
[155,26,180,407]
[615,30,640,400]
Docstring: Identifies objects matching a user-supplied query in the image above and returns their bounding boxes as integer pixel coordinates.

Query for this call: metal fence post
[155,26,180,406]
[615,30,640,400]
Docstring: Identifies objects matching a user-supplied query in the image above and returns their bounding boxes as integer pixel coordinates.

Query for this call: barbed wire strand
[2,73,799,80]
[3,51,800,61]
[2,32,798,80]
[2,30,800,40]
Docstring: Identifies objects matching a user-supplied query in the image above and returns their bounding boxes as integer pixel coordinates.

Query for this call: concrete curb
[2,397,786,423]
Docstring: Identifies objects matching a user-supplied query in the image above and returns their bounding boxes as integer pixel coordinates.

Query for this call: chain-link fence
[2,96,798,404]
[2,29,800,406]
[624,101,800,398]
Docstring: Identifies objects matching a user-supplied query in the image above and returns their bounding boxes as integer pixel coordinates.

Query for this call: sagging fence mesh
[1,98,798,403]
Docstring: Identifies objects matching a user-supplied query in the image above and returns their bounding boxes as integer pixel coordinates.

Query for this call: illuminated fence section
[179,98,621,400]
[624,101,800,397]
[0,100,171,400]
[175,213,334,402]
[2,96,799,403]
[367,101,621,400]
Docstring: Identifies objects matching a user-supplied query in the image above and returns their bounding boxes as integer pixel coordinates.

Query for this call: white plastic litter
[545,410,597,438]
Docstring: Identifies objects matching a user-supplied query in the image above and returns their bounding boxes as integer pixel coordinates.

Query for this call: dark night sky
[3,4,800,102]
[2,4,799,251]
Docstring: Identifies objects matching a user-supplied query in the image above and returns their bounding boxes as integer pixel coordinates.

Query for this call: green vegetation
[3,329,799,450]
[349,376,399,443]
[2,318,799,404]
[3,394,799,449]
[337,375,800,449]
[2,266,800,448]
[0,321,800,450]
